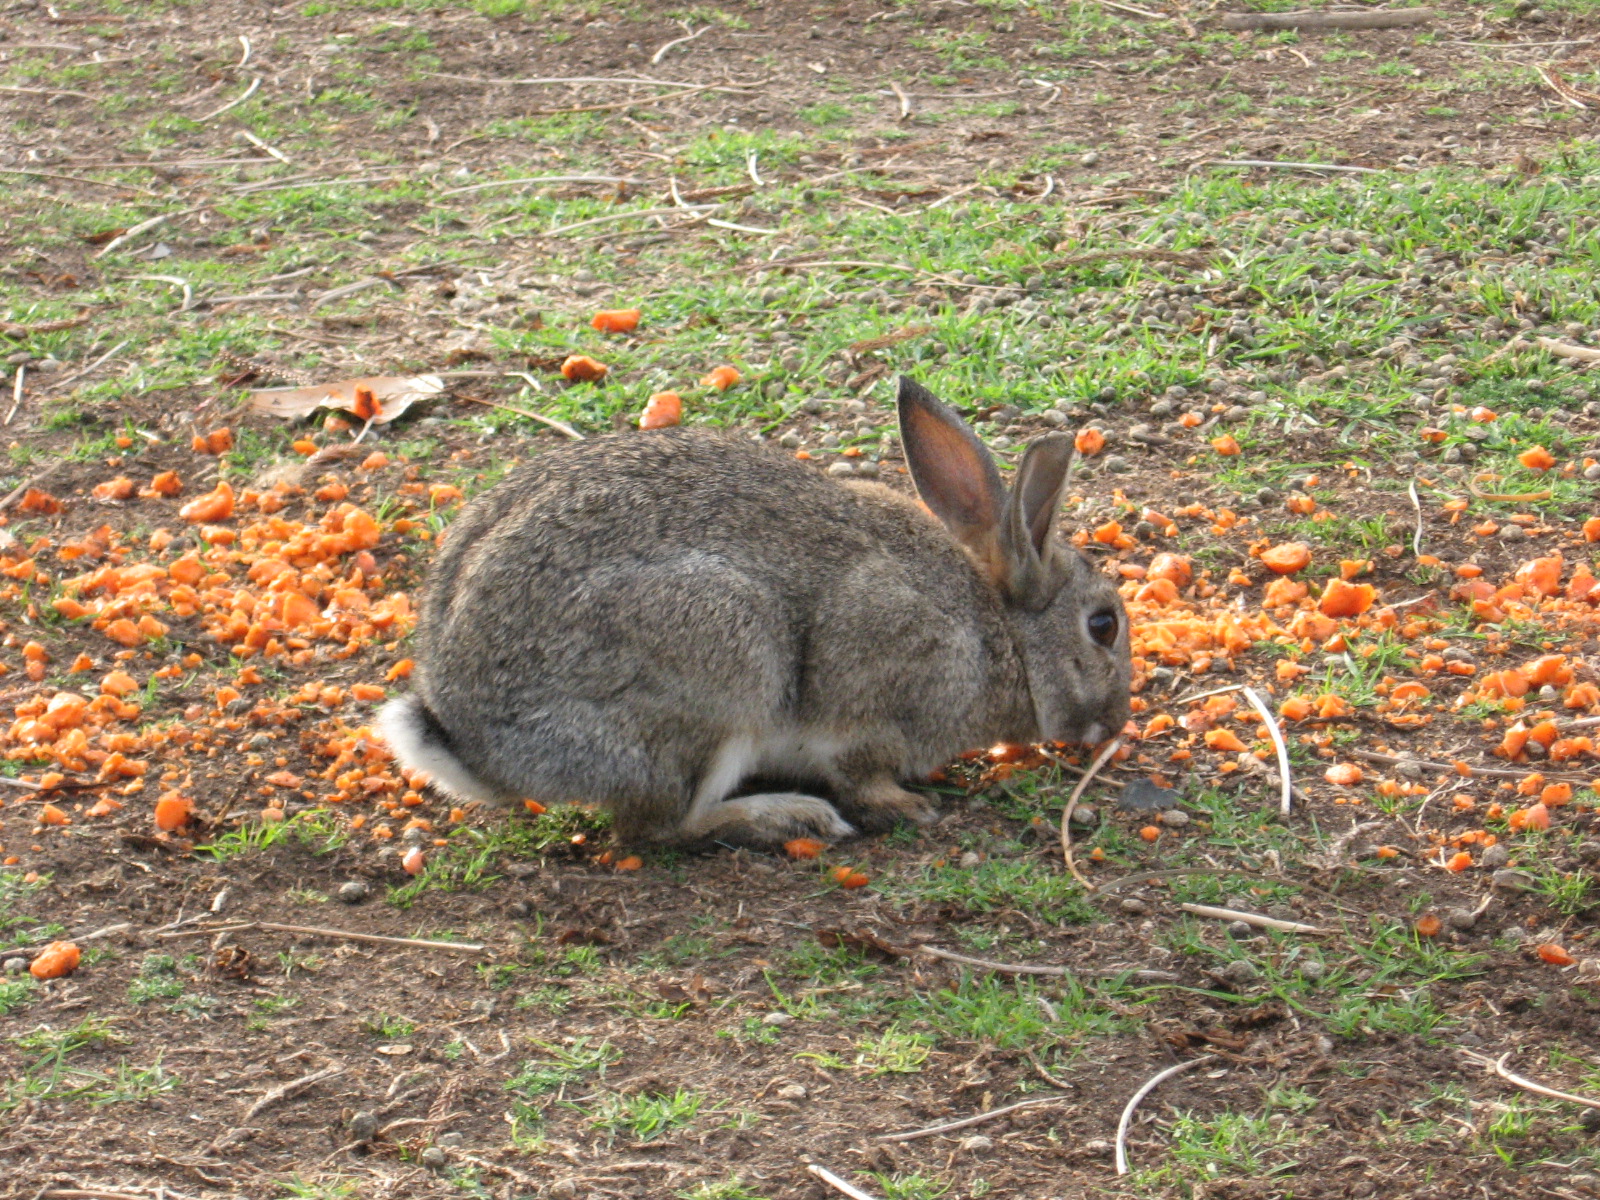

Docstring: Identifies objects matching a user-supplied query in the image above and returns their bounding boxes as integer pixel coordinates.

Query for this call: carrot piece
[700,365,741,391]
[1260,542,1311,575]
[29,941,81,979]
[1074,428,1106,456]
[640,391,683,430]
[591,308,641,333]
[560,355,609,383]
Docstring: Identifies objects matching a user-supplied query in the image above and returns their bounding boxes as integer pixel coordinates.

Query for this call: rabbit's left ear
[1001,434,1075,609]
[896,375,1008,583]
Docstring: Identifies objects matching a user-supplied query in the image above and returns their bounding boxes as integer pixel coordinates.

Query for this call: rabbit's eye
[1087,609,1119,647]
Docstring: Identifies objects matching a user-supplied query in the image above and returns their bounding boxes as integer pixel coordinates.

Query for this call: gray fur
[379,376,1131,846]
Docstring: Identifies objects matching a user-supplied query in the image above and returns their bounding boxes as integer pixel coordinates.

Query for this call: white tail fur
[377,695,504,804]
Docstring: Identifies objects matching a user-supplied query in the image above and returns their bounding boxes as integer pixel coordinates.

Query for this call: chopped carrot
[1517,445,1556,471]
[561,354,609,383]
[1074,428,1106,456]
[701,365,741,391]
[1260,542,1311,575]
[591,308,641,333]
[29,941,81,980]
[1415,914,1442,937]
[1324,762,1363,785]
[640,391,683,430]
[1536,943,1575,966]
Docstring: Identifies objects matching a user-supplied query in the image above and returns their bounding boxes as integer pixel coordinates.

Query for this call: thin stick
[706,218,779,235]
[524,82,726,116]
[242,1063,344,1120]
[423,71,753,89]
[55,338,129,388]
[1171,682,1246,706]
[650,23,707,65]
[1534,336,1600,363]
[4,364,24,426]
[1221,9,1432,30]
[876,1095,1073,1143]
[1060,737,1122,892]
[166,920,485,953]
[546,204,716,236]
[1468,473,1552,503]
[746,151,763,187]
[1241,685,1292,816]
[439,173,645,197]
[197,75,261,122]
[0,167,164,196]
[1095,0,1169,18]
[888,80,913,122]
[916,944,1074,977]
[1462,1050,1600,1112]
[1208,158,1382,175]
[1179,903,1325,934]
[237,128,291,165]
[477,384,584,439]
[1115,1056,1216,1175]
[0,84,91,98]
[1346,748,1592,784]
[1408,477,1425,557]
[806,1164,882,1200]
[94,205,204,258]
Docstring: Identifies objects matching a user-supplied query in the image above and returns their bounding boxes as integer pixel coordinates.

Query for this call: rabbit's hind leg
[675,733,854,847]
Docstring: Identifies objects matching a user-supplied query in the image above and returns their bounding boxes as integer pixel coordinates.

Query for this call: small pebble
[1159,809,1190,828]
[826,461,856,477]
[1299,960,1326,981]
[1102,455,1131,474]
[959,1135,994,1153]
[1499,525,1528,543]
[1120,897,1150,915]
[778,431,802,449]
[437,1132,464,1148]
[1446,908,1479,930]
[1079,150,1101,167]
[3,956,27,974]
[776,1083,808,1100]
[337,880,370,905]
[1221,958,1259,983]
[419,1146,447,1168]
[348,1110,378,1143]
[1227,921,1258,941]
[959,850,983,869]
[762,1012,794,1027]
[1479,844,1510,869]
[1068,805,1098,828]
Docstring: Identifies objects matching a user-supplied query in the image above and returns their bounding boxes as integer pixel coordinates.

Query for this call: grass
[3,7,1599,1195]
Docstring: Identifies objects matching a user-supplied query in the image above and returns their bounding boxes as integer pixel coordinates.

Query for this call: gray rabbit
[380,376,1130,846]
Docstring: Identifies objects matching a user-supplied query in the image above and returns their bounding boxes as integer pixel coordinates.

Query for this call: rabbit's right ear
[896,375,1007,582]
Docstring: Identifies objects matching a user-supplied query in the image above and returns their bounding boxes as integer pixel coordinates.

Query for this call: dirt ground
[3,2,1600,1199]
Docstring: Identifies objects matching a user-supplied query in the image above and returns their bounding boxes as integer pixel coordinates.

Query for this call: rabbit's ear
[1001,433,1075,607]
[896,376,1006,579]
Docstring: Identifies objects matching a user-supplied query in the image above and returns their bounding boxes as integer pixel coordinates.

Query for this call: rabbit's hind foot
[841,777,940,833]
[680,791,855,849]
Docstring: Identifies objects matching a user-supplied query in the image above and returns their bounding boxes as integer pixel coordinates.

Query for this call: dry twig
[1221,9,1432,30]
[242,1063,344,1120]
[1059,737,1122,891]
[1241,685,1292,816]
[876,1094,1074,1142]
[1460,1050,1600,1112]
[806,1164,882,1200]
[1179,903,1326,934]
[1116,1055,1217,1174]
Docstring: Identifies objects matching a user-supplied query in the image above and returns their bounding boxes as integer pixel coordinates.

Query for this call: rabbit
[379,375,1131,847]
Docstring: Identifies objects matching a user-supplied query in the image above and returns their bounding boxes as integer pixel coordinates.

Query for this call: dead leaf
[249,375,446,425]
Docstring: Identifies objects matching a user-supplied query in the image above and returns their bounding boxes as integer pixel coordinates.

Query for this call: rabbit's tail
[378,694,506,804]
